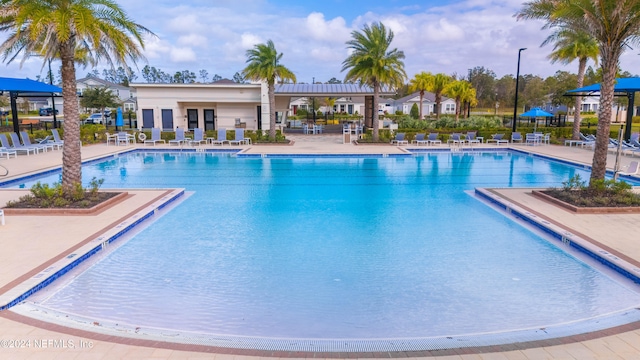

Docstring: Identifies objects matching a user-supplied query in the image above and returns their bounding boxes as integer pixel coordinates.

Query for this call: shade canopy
[520,107,553,118]
[566,77,640,96]
[0,77,61,95]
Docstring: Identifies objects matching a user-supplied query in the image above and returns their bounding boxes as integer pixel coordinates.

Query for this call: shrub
[409,103,419,119]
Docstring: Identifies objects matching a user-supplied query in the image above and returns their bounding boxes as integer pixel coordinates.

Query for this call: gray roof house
[392,91,457,116]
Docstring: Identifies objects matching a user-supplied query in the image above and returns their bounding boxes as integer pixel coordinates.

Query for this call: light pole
[512,48,526,133]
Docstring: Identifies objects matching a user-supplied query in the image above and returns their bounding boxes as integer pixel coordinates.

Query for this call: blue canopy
[520,107,553,117]
[0,77,61,93]
[566,77,640,95]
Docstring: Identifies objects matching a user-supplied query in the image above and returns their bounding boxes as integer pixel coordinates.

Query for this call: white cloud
[177,34,208,48]
[241,33,263,50]
[170,47,197,62]
[304,12,350,43]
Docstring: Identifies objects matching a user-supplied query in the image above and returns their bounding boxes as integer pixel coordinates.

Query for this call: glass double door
[187,109,215,130]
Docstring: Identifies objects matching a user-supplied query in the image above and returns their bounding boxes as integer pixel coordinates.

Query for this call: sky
[1,0,640,84]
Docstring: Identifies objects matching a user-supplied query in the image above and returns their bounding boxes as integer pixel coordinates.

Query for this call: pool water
[16,152,640,339]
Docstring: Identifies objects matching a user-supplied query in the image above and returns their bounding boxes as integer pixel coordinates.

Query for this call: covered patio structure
[566,77,640,141]
[0,77,62,134]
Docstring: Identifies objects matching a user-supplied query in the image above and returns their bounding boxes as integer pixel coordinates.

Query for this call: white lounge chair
[229,128,246,146]
[144,128,166,146]
[189,128,207,146]
[168,128,186,146]
[411,133,428,145]
[487,134,509,145]
[427,133,442,145]
[619,161,639,176]
[51,129,64,148]
[391,133,408,145]
[21,131,53,152]
[0,146,17,159]
[209,129,228,145]
[8,133,39,155]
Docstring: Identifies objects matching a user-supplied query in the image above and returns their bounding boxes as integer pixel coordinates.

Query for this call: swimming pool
[9,151,640,349]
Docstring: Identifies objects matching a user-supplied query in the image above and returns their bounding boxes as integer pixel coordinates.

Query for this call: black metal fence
[503,114,567,129]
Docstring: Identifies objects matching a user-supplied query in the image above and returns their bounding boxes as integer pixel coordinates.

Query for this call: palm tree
[0,0,152,195]
[243,40,296,141]
[342,22,406,141]
[444,81,477,122]
[517,0,640,185]
[408,71,431,120]
[543,28,599,140]
[426,73,452,119]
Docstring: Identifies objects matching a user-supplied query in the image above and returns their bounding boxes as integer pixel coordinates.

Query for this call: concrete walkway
[1,138,640,359]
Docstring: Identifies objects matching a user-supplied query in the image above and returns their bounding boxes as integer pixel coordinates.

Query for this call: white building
[392,91,456,116]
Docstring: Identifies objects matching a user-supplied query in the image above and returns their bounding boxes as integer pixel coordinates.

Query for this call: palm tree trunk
[372,81,380,142]
[60,40,82,195]
[268,81,276,140]
[455,98,460,122]
[572,57,587,140]
[435,92,441,119]
[590,50,618,184]
[419,91,424,120]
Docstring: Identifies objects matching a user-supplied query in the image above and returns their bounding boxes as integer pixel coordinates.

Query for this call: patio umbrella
[116,107,123,130]
[520,107,553,132]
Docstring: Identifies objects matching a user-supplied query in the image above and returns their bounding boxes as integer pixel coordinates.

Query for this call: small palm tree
[444,81,477,122]
[543,28,599,140]
[517,0,640,185]
[342,22,406,141]
[0,0,152,195]
[243,40,296,141]
[408,71,431,120]
[426,73,453,120]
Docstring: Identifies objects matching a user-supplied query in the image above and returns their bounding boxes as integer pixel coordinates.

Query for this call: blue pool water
[13,151,640,339]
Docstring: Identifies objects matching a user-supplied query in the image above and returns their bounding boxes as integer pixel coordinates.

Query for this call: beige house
[132,82,391,131]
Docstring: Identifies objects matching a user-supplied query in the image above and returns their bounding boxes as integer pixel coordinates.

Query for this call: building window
[124,103,135,111]
[340,104,345,113]
[348,104,353,114]
[445,104,455,113]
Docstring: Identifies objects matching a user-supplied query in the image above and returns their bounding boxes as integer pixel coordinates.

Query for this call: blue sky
[1,0,639,84]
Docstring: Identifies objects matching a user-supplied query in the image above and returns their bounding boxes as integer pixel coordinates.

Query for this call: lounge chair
[209,129,228,145]
[189,128,207,146]
[21,131,53,152]
[144,128,165,146]
[619,161,639,176]
[168,128,186,146]
[411,133,428,145]
[466,131,480,145]
[51,129,64,148]
[447,133,464,145]
[427,133,442,145]
[487,134,509,145]
[229,128,246,146]
[630,139,640,157]
[0,146,17,159]
[391,133,408,145]
[511,132,523,143]
[9,133,40,155]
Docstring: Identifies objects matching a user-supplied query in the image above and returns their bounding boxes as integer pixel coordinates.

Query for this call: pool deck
[1,135,640,359]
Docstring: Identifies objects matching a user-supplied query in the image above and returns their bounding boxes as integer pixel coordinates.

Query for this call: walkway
[1,138,640,359]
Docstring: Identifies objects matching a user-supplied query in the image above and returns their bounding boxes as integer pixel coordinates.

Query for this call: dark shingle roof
[276,83,394,96]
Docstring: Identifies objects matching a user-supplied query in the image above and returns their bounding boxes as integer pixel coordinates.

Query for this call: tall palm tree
[517,0,640,184]
[444,80,477,122]
[342,22,406,141]
[0,0,151,195]
[426,73,452,119]
[408,71,431,120]
[543,28,599,140]
[243,40,296,141]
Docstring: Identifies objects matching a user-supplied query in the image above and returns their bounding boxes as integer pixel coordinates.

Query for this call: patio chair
[466,131,480,145]
[411,133,428,145]
[390,133,408,145]
[487,134,509,145]
[8,132,39,155]
[21,131,53,152]
[209,129,228,145]
[427,133,442,145]
[511,132,523,143]
[168,128,186,146]
[189,128,207,146]
[229,128,246,146]
[144,128,166,146]
[630,139,640,157]
[116,132,135,146]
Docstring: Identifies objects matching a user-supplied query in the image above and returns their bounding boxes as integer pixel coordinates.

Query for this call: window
[340,104,345,112]
[124,103,135,112]
[445,104,455,113]
[348,104,353,114]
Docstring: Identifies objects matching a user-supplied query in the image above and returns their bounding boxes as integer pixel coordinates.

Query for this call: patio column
[10,91,19,134]
[625,91,635,141]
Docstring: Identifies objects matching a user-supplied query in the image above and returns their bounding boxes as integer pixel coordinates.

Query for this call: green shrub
[409,103,419,119]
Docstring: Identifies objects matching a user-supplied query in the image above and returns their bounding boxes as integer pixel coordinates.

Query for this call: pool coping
[2,148,640,357]
[0,188,185,311]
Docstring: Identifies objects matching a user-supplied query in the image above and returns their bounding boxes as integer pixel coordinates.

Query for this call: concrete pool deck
[1,135,640,359]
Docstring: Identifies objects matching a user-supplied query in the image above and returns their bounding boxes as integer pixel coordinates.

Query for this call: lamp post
[512,48,526,132]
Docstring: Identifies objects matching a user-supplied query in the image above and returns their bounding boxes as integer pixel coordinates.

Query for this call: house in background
[391,91,456,116]
[289,96,392,117]
[46,75,136,114]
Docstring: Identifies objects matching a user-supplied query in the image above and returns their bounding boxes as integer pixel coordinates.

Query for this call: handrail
[0,164,7,177]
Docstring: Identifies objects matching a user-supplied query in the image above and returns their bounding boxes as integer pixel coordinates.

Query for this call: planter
[2,192,129,216]
[253,140,294,146]
[531,190,640,214]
